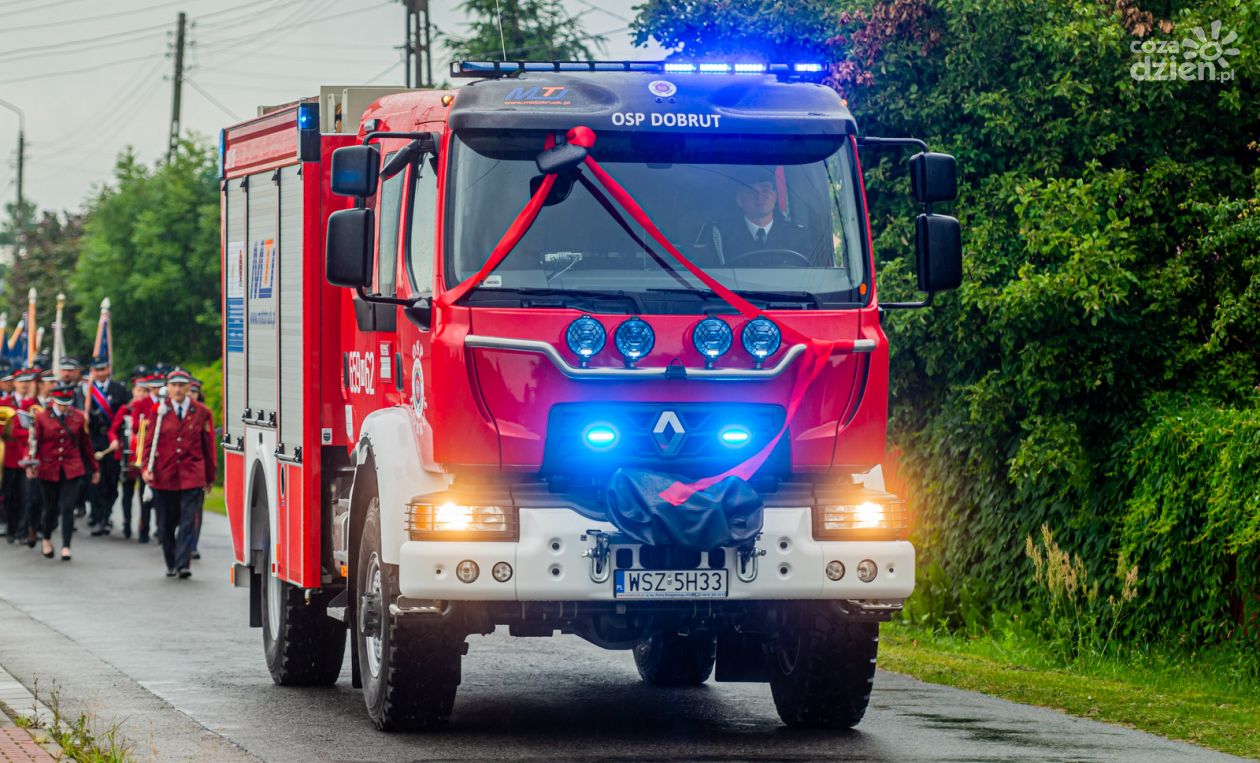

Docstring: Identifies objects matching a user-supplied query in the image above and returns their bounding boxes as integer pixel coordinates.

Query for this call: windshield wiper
[646,288,825,310]
[460,287,645,313]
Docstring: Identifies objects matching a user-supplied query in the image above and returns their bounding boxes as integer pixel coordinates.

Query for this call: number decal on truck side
[347,351,376,395]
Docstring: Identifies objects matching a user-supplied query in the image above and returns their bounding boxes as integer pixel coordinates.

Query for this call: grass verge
[204,484,225,516]
[2,683,134,762]
[880,623,1260,759]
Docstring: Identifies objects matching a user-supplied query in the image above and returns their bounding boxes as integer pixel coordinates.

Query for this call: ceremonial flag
[93,297,112,367]
[26,288,36,365]
[52,293,66,370]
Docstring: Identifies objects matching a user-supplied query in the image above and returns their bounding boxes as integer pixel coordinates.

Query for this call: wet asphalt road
[0,508,1240,762]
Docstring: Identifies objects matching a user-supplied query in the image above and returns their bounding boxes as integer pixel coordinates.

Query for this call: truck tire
[633,631,716,686]
[355,497,463,731]
[261,543,346,686]
[768,604,878,729]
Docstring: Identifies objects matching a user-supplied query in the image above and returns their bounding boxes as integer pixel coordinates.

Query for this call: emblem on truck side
[652,410,686,456]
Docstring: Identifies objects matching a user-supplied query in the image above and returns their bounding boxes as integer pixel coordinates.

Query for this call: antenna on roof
[493,0,507,61]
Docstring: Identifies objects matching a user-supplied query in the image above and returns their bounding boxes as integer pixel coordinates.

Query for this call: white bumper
[397,507,914,602]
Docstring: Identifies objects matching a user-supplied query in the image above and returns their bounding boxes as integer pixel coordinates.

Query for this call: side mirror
[326,208,374,288]
[915,214,962,292]
[536,142,588,174]
[330,145,380,197]
[909,152,957,204]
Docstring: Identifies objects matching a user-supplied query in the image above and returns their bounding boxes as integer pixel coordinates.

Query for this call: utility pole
[401,0,433,88]
[167,11,186,162]
[0,97,25,253]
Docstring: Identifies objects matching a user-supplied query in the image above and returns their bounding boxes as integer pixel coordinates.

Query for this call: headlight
[813,498,908,540]
[614,317,655,367]
[406,499,518,541]
[565,315,605,367]
[692,317,732,368]
[741,317,782,367]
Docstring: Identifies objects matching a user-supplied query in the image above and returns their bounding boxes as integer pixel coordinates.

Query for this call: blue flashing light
[565,315,606,367]
[583,424,619,450]
[663,62,696,73]
[741,317,783,366]
[698,62,730,72]
[793,63,825,73]
[733,63,767,74]
[614,317,655,367]
[297,102,319,130]
[692,317,733,368]
[719,426,752,447]
[217,128,226,179]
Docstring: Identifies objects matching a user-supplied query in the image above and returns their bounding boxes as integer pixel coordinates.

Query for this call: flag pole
[34,326,44,356]
[26,288,36,366]
[102,297,113,368]
[52,293,65,370]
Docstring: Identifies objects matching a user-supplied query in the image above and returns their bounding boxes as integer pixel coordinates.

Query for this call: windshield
[442,131,868,313]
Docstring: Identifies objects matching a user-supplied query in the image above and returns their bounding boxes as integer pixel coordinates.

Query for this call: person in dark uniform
[108,372,150,542]
[27,383,99,561]
[85,357,129,536]
[715,168,818,264]
[140,369,216,579]
[57,357,90,521]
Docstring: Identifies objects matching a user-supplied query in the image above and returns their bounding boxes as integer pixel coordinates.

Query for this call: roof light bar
[450,60,826,80]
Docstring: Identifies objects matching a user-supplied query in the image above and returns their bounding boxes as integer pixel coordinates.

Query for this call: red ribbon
[443,126,860,505]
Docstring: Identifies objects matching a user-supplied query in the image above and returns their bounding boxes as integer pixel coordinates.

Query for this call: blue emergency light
[583,424,619,450]
[297,101,319,130]
[719,426,752,447]
[450,60,827,81]
[297,101,320,162]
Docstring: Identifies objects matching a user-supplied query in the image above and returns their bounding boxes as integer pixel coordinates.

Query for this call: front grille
[541,402,789,484]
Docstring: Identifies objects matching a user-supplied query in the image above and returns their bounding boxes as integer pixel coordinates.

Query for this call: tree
[632,0,1260,642]
[0,203,87,358]
[445,0,607,61]
[70,139,220,372]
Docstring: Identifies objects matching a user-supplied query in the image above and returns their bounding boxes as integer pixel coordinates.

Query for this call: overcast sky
[0,0,666,214]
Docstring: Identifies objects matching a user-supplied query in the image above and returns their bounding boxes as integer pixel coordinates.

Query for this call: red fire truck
[220,61,961,732]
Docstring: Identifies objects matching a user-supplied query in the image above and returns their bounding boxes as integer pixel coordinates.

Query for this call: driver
[716,167,812,262]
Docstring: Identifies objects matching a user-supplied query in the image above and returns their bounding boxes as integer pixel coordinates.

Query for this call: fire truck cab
[220,61,961,732]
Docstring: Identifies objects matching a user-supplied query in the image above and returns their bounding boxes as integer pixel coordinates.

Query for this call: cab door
[393,150,440,467]
[345,144,408,433]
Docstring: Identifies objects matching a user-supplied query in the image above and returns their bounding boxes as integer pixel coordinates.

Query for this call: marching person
[36,370,54,406]
[1,368,38,545]
[137,374,165,541]
[186,376,212,560]
[27,382,99,561]
[108,374,150,541]
[140,369,215,579]
[86,357,128,536]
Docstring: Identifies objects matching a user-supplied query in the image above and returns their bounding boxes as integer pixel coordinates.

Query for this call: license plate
[613,569,728,599]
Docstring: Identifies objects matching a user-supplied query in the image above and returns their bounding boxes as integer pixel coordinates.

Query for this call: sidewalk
[0,666,59,763]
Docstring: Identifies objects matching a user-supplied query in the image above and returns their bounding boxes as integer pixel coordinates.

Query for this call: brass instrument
[0,405,12,465]
[145,404,167,474]
[133,415,149,468]
[21,403,42,469]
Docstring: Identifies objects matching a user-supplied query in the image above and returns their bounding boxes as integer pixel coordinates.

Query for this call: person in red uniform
[140,369,215,579]
[1,368,38,545]
[26,382,99,561]
[107,375,151,541]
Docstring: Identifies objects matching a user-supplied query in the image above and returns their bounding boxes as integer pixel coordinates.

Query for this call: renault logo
[652,410,686,456]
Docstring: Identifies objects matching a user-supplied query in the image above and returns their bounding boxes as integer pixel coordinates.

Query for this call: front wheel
[260,543,346,686]
[633,631,716,686]
[768,603,879,729]
[355,497,464,731]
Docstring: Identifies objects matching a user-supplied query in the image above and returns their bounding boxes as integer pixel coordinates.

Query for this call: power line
[364,61,403,85]
[0,51,162,85]
[0,0,185,34]
[185,79,242,121]
[0,21,169,60]
[198,0,394,53]
[0,0,92,16]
